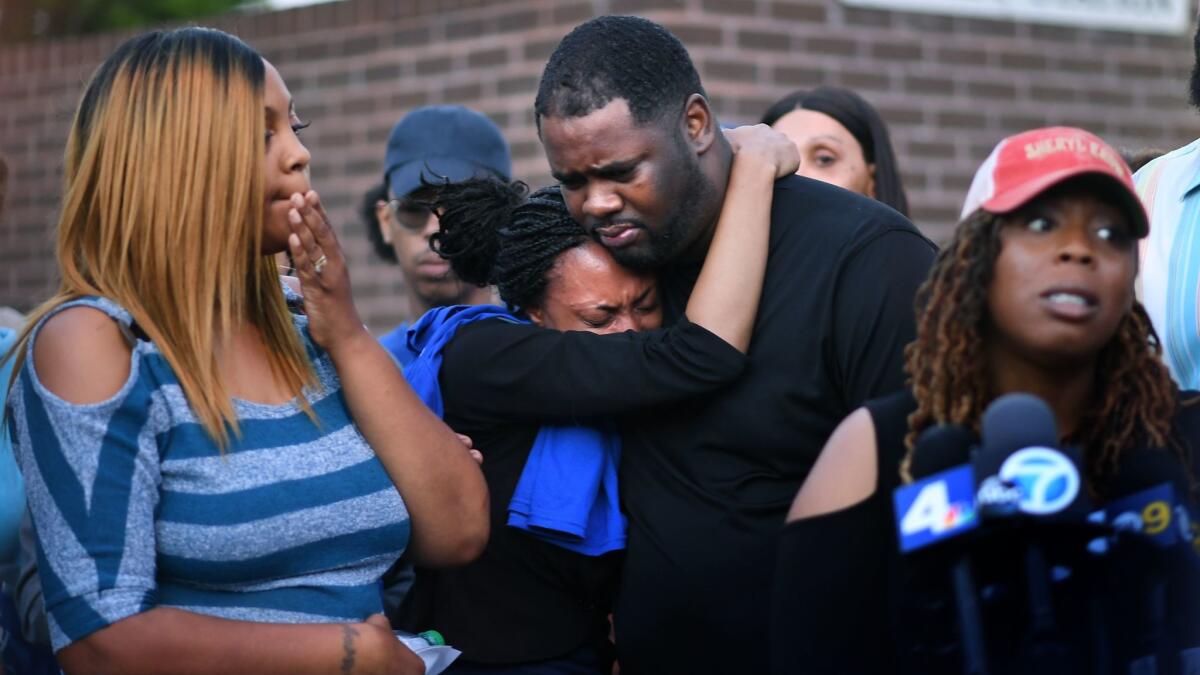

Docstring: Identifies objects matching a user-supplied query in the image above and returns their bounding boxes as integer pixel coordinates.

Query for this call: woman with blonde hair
[4,27,487,674]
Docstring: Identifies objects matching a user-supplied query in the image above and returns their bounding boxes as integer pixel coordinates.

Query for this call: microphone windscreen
[977,393,1059,476]
[910,424,974,479]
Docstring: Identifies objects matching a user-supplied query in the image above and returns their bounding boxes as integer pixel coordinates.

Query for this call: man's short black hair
[535,15,706,128]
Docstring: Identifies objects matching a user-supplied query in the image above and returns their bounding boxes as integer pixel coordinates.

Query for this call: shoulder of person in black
[761,174,935,415]
[657,174,931,321]
[771,388,1200,675]
[768,390,912,675]
[768,173,929,261]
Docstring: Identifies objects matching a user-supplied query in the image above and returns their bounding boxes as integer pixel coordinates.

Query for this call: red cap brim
[980,166,1148,237]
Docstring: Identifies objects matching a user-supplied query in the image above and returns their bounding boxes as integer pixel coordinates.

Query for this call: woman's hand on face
[723,124,801,179]
[347,614,425,675]
[286,190,370,357]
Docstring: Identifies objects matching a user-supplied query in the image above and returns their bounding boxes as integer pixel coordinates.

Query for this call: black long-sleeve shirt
[613,176,936,674]
[399,317,749,664]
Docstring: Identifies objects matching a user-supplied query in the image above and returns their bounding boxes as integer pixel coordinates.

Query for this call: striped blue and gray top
[7,296,410,651]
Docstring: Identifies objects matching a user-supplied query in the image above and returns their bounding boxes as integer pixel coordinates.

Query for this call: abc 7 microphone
[893,394,1199,674]
[973,394,1095,673]
[890,396,1093,675]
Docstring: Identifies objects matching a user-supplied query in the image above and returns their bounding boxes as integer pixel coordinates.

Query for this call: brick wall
[2,0,1198,333]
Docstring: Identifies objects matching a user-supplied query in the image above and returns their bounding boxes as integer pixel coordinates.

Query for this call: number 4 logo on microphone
[894,465,980,552]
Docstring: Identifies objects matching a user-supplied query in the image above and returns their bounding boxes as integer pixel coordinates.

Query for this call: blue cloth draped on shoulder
[404,305,626,556]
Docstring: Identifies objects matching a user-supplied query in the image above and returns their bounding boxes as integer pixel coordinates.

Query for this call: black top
[771,389,1200,675]
[398,317,749,664]
[613,176,937,675]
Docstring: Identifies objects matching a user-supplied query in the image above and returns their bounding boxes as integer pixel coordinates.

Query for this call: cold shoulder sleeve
[770,391,916,674]
[770,495,893,675]
[7,298,169,651]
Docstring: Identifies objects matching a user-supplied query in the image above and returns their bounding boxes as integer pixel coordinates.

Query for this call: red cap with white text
[960,126,1148,237]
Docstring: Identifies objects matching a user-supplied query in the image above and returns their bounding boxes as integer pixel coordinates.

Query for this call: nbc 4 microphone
[907,423,988,675]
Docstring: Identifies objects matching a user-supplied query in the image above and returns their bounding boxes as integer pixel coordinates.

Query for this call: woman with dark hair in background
[772,127,1198,674]
[396,126,798,674]
[761,85,909,216]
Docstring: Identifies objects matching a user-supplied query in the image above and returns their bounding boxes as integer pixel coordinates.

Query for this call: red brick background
[2,0,1198,332]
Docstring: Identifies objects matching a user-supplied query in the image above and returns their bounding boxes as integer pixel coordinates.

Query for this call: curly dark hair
[900,208,1190,498]
[425,177,589,312]
[535,15,707,128]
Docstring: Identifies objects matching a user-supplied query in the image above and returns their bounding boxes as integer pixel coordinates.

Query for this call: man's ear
[375,201,393,245]
[526,306,546,327]
[682,94,717,156]
[865,164,877,200]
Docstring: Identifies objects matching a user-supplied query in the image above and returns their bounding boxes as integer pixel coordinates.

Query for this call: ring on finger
[313,254,329,274]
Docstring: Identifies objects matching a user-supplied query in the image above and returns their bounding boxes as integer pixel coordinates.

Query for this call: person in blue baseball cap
[374,105,512,366]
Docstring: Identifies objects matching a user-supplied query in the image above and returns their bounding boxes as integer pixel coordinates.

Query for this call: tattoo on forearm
[341,625,359,675]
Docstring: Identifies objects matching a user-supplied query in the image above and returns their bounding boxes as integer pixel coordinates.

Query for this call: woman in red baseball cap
[771,127,1197,674]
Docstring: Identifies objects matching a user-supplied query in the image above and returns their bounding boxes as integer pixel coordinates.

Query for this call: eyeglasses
[385,198,435,233]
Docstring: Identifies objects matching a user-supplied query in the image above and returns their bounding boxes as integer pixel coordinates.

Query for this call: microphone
[894,395,1092,553]
[894,425,981,553]
[1106,448,1192,547]
[904,424,990,674]
[893,394,1200,673]
[973,394,1075,670]
[979,393,1058,455]
[1105,449,1200,674]
[911,424,975,479]
[975,393,1088,520]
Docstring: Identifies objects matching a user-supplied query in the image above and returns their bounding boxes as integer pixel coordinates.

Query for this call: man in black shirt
[534,16,937,674]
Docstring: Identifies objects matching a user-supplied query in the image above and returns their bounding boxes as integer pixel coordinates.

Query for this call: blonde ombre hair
[5,27,315,447]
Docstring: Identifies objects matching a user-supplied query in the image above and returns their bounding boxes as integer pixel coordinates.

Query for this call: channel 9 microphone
[892,393,1200,674]
[1099,447,1200,674]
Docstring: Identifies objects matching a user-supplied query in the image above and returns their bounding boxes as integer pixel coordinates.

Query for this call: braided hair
[425,177,589,312]
[900,208,1189,498]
